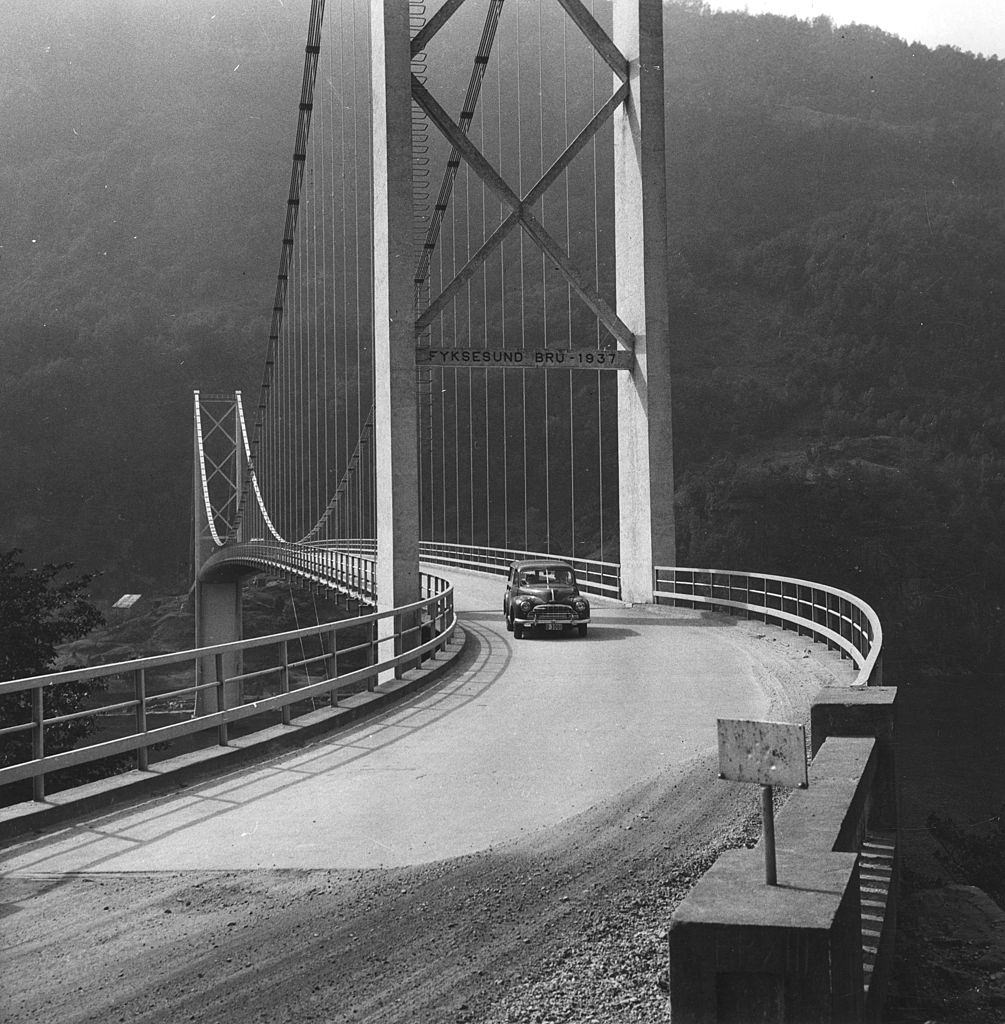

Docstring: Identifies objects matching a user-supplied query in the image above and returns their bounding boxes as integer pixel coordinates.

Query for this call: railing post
[430,596,440,652]
[134,668,149,771]
[280,639,291,725]
[392,609,404,680]
[870,650,884,686]
[420,602,433,663]
[215,652,229,746]
[32,685,45,802]
[328,627,339,706]
[368,619,378,692]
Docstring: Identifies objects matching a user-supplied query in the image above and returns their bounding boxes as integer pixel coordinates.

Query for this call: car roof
[510,559,574,571]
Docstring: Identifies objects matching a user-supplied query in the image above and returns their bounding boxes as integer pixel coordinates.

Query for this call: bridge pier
[194,579,244,715]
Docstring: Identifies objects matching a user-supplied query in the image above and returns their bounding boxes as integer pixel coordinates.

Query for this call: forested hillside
[2,0,1003,690]
[1,0,303,586]
[657,5,1004,682]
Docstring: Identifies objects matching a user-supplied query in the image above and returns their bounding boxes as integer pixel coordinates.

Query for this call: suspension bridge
[1,2,894,1019]
[193,0,675,623]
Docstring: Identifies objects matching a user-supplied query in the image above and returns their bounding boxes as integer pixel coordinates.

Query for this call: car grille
[534,605,574,622]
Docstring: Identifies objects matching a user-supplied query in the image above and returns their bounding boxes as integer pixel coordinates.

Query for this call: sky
[706,0,1004,58]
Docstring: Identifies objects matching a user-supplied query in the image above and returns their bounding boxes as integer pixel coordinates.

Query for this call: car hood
[520,585,582,603]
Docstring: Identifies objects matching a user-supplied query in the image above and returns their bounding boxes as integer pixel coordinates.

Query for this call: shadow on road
[0,622,512,880]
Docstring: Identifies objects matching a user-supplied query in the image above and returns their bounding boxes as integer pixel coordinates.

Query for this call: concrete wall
[669,686,898,1023]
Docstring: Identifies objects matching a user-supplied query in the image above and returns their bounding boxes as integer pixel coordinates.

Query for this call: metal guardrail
[417,540,621,600]
[298,538,620,599]
[297,545,882,687]
[204,541,378,602]
[406,547,882,688]
[0,572,454,802]
[653,566,883,686]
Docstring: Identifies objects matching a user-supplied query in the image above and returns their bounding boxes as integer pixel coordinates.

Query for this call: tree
[0,550,104,771]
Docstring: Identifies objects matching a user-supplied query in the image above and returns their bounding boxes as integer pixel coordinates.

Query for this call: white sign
[416,347,631,370]
[717,719,808,789]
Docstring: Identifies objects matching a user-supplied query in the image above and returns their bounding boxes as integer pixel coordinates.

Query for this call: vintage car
[503,559,590,639]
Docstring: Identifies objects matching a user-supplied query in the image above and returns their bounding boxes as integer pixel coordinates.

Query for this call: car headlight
[573,598,588,612]
[517,598,535,614]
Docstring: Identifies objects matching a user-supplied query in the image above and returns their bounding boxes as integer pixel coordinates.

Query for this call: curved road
[4,569,790,874]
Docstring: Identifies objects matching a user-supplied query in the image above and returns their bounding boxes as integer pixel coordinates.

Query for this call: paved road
[3,569,776,873]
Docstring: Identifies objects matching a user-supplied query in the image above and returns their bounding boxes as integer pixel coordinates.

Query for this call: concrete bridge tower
[372,0,675,610]
[192,391,245,712]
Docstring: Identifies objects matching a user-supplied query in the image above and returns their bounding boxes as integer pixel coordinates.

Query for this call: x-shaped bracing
[411,0,635,353]
[200,400,240,534]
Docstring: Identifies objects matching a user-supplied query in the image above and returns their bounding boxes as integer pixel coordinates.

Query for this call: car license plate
[546,623,563,631]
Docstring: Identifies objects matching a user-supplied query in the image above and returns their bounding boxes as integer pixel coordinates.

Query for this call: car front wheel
[578,623,588,638]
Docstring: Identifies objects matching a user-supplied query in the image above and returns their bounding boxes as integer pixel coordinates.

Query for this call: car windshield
[519,567,573,586]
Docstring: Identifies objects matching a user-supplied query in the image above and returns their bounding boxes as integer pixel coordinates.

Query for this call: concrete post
[613,0,676,604]
[811,686,900,1018]
[669,848,864,1023]
[371,0,420,675]
[811,686,899,832]
[195,579,243,715]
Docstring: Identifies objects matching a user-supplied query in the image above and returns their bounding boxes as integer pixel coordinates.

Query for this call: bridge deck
[1,569,853,874]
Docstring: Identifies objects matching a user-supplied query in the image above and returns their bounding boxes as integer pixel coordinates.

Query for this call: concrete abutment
[669,686,899,1023]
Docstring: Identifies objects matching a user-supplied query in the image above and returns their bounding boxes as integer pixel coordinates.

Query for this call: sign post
[761,783,777,886]
[717,718,808,886]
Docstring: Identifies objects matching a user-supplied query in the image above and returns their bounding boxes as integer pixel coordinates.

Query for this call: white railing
[291,545,882,687]
[298,538,620,599]
[205,541,377,602]
[417,540,621,599]
[653,566,883,686]
[0,573,454,801]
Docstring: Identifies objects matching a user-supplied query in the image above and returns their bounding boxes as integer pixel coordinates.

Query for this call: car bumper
[513,616,590,627]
